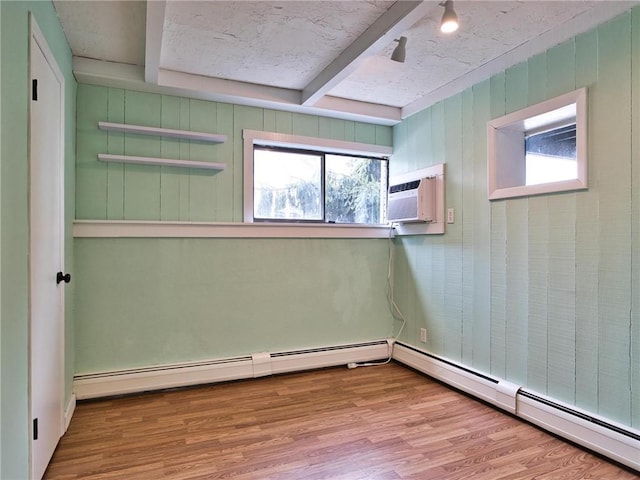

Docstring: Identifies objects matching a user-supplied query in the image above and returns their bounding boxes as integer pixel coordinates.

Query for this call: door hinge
[33,418,38,440]
[32,79,38,101]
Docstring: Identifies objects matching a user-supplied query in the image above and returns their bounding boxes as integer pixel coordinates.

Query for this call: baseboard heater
[73,339,390,400]
[392,342,640,472]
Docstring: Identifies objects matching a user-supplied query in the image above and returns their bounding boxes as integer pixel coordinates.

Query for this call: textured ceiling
[54,1,146,66]
[161,1,394,90]
[53,0,639,123]
[330,1,608,106]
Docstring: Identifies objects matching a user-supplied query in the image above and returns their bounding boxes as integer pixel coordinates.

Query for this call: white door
[29,17,66,480]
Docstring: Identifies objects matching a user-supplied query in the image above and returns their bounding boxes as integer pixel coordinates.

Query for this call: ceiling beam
[73,57,402,125]
[301,0,434,107]
[144,0,166,83]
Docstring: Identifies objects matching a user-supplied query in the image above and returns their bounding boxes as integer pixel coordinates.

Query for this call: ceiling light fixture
[391,36,407,63]
[440,0,459,33]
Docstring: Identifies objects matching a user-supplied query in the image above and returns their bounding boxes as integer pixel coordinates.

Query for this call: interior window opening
[525,123,577,186]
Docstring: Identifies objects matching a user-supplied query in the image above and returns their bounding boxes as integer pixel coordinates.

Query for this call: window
[244,131,391,225]
[487,88,587,200]
[525,123,577,185]
[254,148,323,221]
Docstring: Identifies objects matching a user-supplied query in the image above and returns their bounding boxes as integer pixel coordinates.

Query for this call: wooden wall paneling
[489,73,507,378]
[106,88,125,220]
[575,29,598,90]
[233,105,264,221]
[178,97,191,221]
[545,39,578,404]
[443,94,463,361]
[291,113,319,138]
[275,110,293,135]
[410,237,424,347]
[318,117,332,140]
[574,27,600,414]
[374,124,392,147]
[187,99,217,221]
[76,84,109,219]
[159,95,181,221]
[123,90,161,220]
[595,14,632,424]
[215,103,234,222]
[393,238,412,345]
[390,118,408,177]
[318,117,347,141]
[631,6,640,430]
[527,52,547,106]
[461,88,475,364]
[417,108,432,170]
[505,62,529,114]
[471,79,492,372]
[397,111,422,346]
[525,52,549,394]
[354,122,376,145]
[343,120,356,142]
[547,194,577,403]
[490,200,507,378]
[546,39,576,98]
[429,102,446,356]
[504,62,529,385]
[431,102,445,165]
[429,251,446,356]
[406,109,426,173]
[504,198,528,384]
[527,196,549,394]
[262,109,276,132]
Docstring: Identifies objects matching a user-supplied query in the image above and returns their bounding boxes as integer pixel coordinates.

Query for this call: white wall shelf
[73,220,393,239]
[98,121,227,143]
[97,154,226,171]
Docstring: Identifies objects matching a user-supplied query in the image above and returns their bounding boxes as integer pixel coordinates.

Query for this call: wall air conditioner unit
[387,176,436,223]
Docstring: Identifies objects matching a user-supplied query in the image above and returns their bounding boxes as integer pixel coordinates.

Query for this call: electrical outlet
[420,328,427,343]
[447,208,455,224]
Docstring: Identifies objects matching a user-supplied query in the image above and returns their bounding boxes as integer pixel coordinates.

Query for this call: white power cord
[348,225,406,369]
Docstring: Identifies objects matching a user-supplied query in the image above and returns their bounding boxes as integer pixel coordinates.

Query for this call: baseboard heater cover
[392,342,640,472]
[517,391,640,470]
[73,340,390,400]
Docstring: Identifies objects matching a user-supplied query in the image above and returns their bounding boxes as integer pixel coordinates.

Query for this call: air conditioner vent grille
[389,180,421,193]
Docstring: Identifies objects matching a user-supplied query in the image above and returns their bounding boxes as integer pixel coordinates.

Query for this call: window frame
[243,130,392,224]
[487,88,587,200]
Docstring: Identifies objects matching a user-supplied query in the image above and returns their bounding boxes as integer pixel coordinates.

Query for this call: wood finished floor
[44,363,638,480]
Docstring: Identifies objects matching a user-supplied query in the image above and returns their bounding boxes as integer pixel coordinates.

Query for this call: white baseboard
[392,342,519,413]
[64,394,76,432]
[517,392,640,472]
[392,342,640,473]
[73,340,390,400]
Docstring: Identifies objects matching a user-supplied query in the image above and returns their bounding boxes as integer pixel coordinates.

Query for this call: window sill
[73,220,394,239]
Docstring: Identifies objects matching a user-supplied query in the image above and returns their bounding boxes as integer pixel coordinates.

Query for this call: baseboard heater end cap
[495,380,521,414]
[252,352,272,377]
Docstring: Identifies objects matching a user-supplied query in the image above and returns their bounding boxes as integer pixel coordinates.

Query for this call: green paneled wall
[392,11,639,428]
[76,84,392,222]
[74,86,394,373]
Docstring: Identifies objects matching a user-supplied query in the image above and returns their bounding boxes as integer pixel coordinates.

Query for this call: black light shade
[391,36,407,63]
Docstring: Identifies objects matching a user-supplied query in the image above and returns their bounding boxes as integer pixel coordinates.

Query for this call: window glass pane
[525,124,577,186]
[254,149,322,220]
[325,155,388,224]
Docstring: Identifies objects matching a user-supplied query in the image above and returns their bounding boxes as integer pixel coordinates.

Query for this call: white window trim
[487,88,587,200]
[243,130,392,223]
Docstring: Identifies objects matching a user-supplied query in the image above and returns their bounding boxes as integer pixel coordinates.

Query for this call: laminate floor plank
[44,363,638,479]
